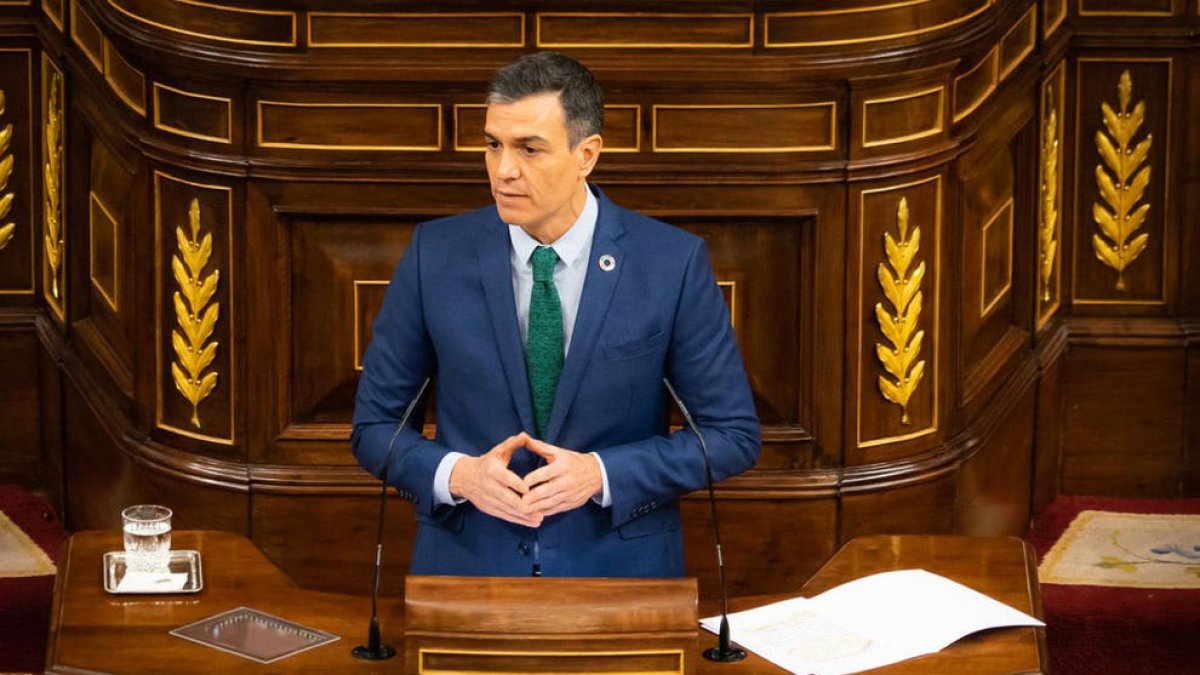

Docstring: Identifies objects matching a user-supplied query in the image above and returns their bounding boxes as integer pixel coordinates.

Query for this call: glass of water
[121,505,172,573]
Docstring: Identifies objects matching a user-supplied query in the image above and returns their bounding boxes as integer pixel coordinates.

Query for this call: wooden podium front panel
[404,575,698,674]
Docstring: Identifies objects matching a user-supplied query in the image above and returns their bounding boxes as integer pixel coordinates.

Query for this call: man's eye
[485,140,500,150]
[522,146,539,156]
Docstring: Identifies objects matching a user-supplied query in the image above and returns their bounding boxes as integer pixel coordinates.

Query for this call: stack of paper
[700,569,1044,675]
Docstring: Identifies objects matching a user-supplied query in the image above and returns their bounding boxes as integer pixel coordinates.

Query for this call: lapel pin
[599,254,616,272]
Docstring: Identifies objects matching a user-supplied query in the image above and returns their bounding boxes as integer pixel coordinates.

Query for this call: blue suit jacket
[351,187,759,578]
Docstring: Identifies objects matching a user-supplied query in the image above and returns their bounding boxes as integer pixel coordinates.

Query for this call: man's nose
[496,148,520,180]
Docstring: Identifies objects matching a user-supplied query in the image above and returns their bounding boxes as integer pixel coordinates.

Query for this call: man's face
[484,92,600,242]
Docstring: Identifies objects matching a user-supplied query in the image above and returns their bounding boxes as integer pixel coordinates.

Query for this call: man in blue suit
[352,52,759,578]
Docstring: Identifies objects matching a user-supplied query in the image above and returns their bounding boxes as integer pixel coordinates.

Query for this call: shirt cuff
[433,451,468,507]
[590,452,612,508]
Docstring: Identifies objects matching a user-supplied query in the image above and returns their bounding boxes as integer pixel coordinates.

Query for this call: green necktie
[526,246,564,438]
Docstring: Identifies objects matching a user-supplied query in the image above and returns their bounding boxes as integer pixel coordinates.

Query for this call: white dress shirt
[432,186,612,508]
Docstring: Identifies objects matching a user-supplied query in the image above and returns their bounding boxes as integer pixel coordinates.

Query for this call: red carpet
[0,485,66,673]
[1030,496,1200,675]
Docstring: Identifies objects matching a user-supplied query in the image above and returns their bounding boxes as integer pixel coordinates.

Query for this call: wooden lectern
[404,575,698,674]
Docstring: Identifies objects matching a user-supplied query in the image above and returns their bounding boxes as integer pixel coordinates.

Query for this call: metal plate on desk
[103,550,203,594]
[170,606,340,664]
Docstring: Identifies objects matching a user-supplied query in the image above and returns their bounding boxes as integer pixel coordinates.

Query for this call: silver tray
[170,607,340,663]
[103,550,203,594]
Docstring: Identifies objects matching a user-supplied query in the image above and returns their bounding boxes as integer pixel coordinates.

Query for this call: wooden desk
[47,532,1045,674]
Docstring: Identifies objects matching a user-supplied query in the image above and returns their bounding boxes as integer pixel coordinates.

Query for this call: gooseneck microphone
[352,377,431,661]
[662,378,747,663]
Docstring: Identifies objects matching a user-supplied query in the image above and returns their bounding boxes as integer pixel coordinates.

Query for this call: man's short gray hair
[487,51,604,148]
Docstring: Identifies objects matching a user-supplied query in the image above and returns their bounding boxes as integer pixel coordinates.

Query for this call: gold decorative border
[998,6,1037,81]
[1044,0,1067,36]
[88,191,119,312]
[106,0,298,48]
[308,12,526,48]
[764,0,992,48]
[651,102,837,153]
[0,49,35,295]
[102,42,147,117]
[1037,60,1066,330]
[952,48,998,123]
[154,170,235,445]
[453,103,642,153]
[70,0,105,72]
[256,100,443,151]
[862,86,945,148]
[980,198,1014,317]
[352,279,388,371]
[417,648,684,675]
[41,54,65,321]
[153,82,233,144]
[718,280,736,330]
[1077,0,1178,16]
[0,92,13,254]
[535,12,753,49]
[1072,57,1171,306]
[42,0,64,32]
[857,175,941,448]
[0,0,33,6]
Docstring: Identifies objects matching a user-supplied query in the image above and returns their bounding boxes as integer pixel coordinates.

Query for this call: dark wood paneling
[1062,343,1185,496]
[957,385,1035,535]
[154,171,236,449]
[108,0,297,47]
[309,12,525,49]
[537,13,752,49]
[1072,59,1173,308]
[682,495,835,601]
[1186,335,1200,495]
[256,100,441,151]
[289,217,417,427]
[851,175,942,463]
[252,492,416,596]
[0,326,42,487]
[62,374,248,533]
[653,103,836,153]
[1032,334,1066,516]
[763,0,989,48]
[102,42,145,117]
[153,83,232,144]
[841,472,958,540]
[0,48,35,295]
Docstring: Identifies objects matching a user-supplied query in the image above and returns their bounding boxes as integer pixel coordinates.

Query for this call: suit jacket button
[518,542,531,556]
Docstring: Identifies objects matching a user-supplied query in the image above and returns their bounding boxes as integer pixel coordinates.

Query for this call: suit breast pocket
[600,329,667,361]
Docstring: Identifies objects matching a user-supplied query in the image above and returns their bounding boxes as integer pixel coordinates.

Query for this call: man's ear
[576,134,603,177]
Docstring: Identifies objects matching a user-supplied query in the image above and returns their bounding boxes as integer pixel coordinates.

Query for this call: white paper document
[700,569,1044,675]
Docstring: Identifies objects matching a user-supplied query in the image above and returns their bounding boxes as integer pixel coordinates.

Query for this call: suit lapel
[478,214,537,434]
[544,191,625,443]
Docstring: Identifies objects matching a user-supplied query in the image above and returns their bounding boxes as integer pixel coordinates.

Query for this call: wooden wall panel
[0,326,43,487]
[1032,339,1066,516]
[682,495,836,601]
[0,48,34,296]
[62,377,248,533]
[252,493,417,596]
[653,103,836,153]
[256,100,441,152]
[852,175,941,462]
[308,12,525,49]
[957,386,1035,535]
[841,472,958,540]
[154,171,236,449]
[1072,59,1173,308]
[153,83,232,144]
[536,13,753,49]
[289,218,417,429]
[1062,344,1186,496]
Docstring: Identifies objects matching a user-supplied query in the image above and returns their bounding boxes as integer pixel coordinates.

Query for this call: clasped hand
[447,432,603,528]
